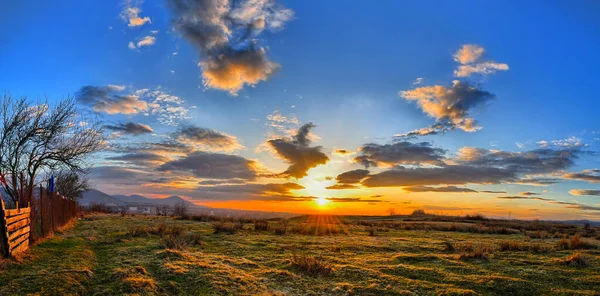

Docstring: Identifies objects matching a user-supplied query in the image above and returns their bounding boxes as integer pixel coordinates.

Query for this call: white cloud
[452,44,509,77]
[413,77,424,85]
[121,1,151,27]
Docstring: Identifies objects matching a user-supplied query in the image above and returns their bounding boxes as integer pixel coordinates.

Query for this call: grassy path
[1,214,599,295]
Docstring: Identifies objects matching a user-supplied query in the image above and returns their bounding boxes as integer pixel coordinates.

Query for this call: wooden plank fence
[0,200,31,257]
[0,186,78,258]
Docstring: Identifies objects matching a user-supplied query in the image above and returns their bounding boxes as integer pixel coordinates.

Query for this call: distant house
[127,205,152,214]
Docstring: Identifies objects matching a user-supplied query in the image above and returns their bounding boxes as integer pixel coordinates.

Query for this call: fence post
[0,199,9,257]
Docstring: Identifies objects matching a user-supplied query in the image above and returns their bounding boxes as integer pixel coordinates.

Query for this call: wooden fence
[0,200,31,257]
[0,186,78,258]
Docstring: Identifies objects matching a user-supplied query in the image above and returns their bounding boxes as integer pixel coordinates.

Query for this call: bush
[561,253,590,267]
[557,234,599,250]
[442,241,455,252]
[458,244,491,261]
[273,223,287,235]
[290,252,333,276]
[411,209,426,216]
[367,226,376,236]
[213,221,238,234]
[254,220,270,231]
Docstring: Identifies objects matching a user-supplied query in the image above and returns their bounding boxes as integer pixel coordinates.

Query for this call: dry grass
[290,252,334,276]
[1,214,599,295]
[561,253,591,267]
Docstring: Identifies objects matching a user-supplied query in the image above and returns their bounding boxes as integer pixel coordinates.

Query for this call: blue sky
[1,0,599,219]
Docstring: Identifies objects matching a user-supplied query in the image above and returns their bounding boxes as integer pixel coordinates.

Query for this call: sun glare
[315,197,330,206]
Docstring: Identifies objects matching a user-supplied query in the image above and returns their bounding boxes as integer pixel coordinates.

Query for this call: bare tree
[172,200,188,217]
[0,94,105,204]
[54,170,90,200]
[387,207,397,216]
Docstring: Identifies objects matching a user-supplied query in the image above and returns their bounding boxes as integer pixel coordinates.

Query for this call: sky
[1,0,600,220]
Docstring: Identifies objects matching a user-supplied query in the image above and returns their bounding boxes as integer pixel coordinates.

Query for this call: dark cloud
[455,147,579,175]
[354,141,446,168]
[325,184,360,190]
[569,189,600,196]
[158,151,258,180]
[167,0,293,94]
[173,125,243,152]
[399,80,495,133]
[335,169,370,184]
[197,179,247,186]
[480,190,507,194]
[361,165,515,188]
[192,182,312,202]
[106,152,170,166]
[267,123,329,178]
[326,197,387,203]
[563,169,600,183]
[520,192,540,196]
[105,122,153,135]
[333,149,353,155]
[496,196,529,199]
[403,186,478,193]
[76,85,148,114]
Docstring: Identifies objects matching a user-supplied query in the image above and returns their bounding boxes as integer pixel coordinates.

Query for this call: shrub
[411,209,426,216]
[367,226,376,236]
[290,252,333,276]
[442,241,455,252]
[213,221,238,234]
[557,237,570,250]
[561,253,590,267]
[160,234,188,250]
[254,220,270,231]
[557,234,599,250]
[459,244,491,261]
[273,223,287,235]
[188,233,203,246]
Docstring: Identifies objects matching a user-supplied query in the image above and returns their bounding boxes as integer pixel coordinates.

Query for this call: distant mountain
[80,189,123,206]
[112,193,204,208]
[112,194,150,204]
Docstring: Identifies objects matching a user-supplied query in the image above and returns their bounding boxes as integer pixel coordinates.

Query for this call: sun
[315,197,330,206]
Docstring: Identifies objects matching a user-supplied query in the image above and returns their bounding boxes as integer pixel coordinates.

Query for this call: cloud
[325,184,360,190]
[400,80,495,133]
[325,197,387,203]
[520,191,540,196]
[332,149,355,156]
[158,151,258,180]
[563,169,600,183]
[335,169,370,184]
[104,122,154,136]
[402,186,478,193]
[76,85,149,114]
[129,35,156,50]
[354,141,446,168]
[569,189,600,196]
[121,0,151,27]
[452,44,508,77]
[454,61,509,77]
[267,123,329,178]
[106,152,170,167]
[454,147,579,175]
[167,0,293,94]
[413,77,424,85]
[359,146,583,188]
[265,110,300,134]
[361,165,514,188]
[173,125,244,152]
[480,190,507,194]
[136,88,192,126]
[192,182,313,202]
[496,195,529,199]
[453,44,485,64]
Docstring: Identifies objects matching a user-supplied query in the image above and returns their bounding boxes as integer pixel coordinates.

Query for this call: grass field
[1,214,599,295]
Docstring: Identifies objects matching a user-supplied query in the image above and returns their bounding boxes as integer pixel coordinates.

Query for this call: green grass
[0,214,599,295]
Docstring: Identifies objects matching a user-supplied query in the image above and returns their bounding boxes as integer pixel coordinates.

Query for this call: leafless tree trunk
[172,201,188,217]
[0,94,105,204]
